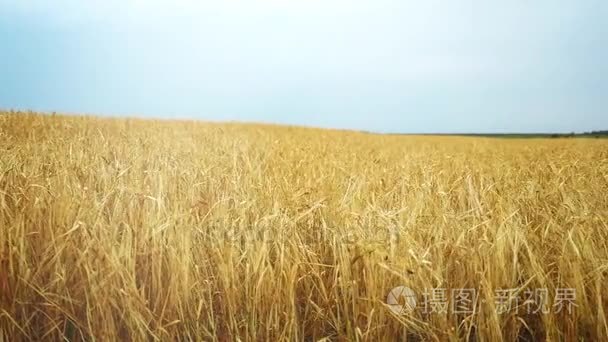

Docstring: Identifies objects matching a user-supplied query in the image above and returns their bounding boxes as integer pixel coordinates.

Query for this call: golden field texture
[1,112,607,341]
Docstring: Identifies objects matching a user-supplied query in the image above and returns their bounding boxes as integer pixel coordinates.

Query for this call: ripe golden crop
[1,112,607,340]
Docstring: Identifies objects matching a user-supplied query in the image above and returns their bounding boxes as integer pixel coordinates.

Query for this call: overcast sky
[1,0,606,133]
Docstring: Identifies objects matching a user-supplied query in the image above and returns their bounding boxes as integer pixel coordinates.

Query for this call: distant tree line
[550,130,608,138]
[584,130,608,135]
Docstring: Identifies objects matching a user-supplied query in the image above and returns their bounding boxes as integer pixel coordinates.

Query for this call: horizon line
[2,107,606,136]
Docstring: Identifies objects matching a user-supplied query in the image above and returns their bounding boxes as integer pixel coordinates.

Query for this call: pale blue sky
[1,0,606,133]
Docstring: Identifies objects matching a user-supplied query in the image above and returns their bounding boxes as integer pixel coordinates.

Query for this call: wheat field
[1,112,607,341]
